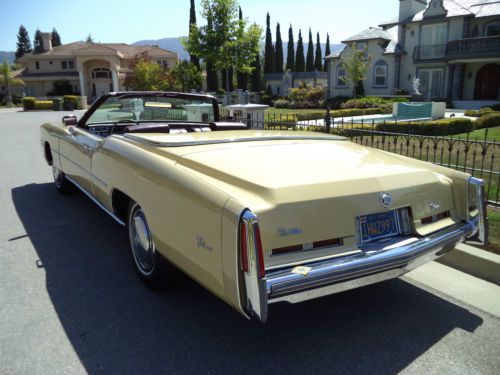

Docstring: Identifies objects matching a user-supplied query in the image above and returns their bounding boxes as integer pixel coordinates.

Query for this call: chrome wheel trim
[128,205,156,276]
[52,166,63,188]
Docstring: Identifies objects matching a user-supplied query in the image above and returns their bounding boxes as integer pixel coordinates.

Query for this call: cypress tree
[295,30,305,72]
[286,25,295,71]
[314,32,323,71]
[51,28,61,47]
[274,23,284,73]
[33,29,44,53]
[222,68,234,92]
[306,28,314,71]
[264,13,274,74]
[15,25,32,60]
[189,0,200,69]
[206,61,218,91]
[324,33,331,71]
[237,6,247,90]
[251,52,262,92]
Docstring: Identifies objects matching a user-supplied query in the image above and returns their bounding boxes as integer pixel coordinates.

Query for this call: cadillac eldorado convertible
[40,92,487,322]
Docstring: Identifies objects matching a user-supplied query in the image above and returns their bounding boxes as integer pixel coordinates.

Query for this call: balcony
[413,45,446,62]
[446,36,500,61]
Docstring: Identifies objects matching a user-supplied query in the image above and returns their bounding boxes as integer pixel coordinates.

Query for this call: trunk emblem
[380,192,393,208]
[430,203,440,211]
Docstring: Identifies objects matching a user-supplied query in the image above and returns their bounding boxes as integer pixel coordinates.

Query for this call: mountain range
[1,37,343,66]
[133,36,344,63]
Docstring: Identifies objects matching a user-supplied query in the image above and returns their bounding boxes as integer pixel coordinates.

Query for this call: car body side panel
[91,137,231,301]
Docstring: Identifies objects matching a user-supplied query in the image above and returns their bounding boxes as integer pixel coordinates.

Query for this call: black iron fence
[225,115,500,206]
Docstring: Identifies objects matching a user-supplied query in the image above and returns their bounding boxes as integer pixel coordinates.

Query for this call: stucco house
[326,0,500,108]
[16,32,178,101]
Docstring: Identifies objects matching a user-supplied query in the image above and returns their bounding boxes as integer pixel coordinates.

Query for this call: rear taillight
[240,221,249,273]
[239,211,265,278]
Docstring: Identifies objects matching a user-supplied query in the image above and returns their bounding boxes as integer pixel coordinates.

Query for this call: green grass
[486,207,500,254]
[265,107,323,117]
[454,126,500,142]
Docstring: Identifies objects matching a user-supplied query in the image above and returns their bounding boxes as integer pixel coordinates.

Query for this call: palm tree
[0,61,24,106]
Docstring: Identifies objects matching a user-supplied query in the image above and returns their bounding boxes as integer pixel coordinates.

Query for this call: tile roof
[342,27,395,43]
[409,0,500,22]
[21,42,177,59]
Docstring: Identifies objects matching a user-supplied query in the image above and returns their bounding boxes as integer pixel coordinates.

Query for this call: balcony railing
[413,45,447,62]
[446,36,500,61]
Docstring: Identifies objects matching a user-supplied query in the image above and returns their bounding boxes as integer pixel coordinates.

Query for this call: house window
[485,21,500,36]
[336,66,348,88]
[157,59,169,68]
[35,61,40,70]
[373,60,388,87]
[61,60,75,70]
[92,68,112,79]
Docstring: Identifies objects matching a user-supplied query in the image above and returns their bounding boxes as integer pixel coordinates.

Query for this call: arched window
[336,64,348,88]
[373,60,388,87]
[485,21,500,36]
[92,68,111,79]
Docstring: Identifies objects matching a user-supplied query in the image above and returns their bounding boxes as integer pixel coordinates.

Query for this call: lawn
[486,207,500,255]
[454,126,500,142]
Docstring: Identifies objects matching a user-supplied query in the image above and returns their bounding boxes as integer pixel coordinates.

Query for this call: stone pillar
[112,69,119,92]
[78,70,85,97]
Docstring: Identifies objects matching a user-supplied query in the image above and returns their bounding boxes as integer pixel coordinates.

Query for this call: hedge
[34,100,54,110]
[475,113,500,129]
[22,97,36,110]
[464,107,495,117]
[291,108,386,122]
[376,118,474,136]
[63,95,81,110]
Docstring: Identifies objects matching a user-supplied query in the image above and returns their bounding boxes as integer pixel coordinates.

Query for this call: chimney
[399,0,428,22]
[41,32,52,51]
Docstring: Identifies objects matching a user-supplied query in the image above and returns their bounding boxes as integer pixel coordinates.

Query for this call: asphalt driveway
[1,109,499,375]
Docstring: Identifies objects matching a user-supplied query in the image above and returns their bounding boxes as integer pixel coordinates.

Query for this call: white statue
[413,77,421,95]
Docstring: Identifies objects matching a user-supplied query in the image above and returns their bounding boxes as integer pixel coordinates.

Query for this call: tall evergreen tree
[15,25,32,60]
[295,30,305,72]
[264,13,274,74]
[237,6,247,89]
[222,68,234,91]
[33,29,44,53]
[206,61,218,91]
[324,33,331,71]
[286,24,295,71]
[274,23,284,73]
[314,32,323,71]
[251,52,261,92]
[306,28,314,71]
[51,28,61,47]
[189,0,200,69]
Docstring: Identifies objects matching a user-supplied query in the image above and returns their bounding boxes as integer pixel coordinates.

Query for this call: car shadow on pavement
[12,183,483,375]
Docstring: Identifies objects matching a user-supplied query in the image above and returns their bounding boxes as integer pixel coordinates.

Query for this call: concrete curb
[437,243,500,285]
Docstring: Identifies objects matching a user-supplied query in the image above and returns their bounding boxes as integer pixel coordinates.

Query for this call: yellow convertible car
[40,92,487,322]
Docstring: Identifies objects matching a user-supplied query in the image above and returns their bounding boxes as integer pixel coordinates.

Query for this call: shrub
[464,107,494,117]
[63,95,80,110]
[489,104,500,111]
[273,99,290,108]
[377,118,473,136]
[216,88,226,95]
[22,97,36,110]
[34,100,54,110]
[475,113,500,129]
[260,94,273,105]
[294,111,326,121]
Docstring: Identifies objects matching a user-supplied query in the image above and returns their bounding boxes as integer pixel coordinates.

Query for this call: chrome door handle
[82,143,92,152]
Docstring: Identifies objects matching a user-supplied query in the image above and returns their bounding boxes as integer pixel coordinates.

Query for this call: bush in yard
[272,99,290,108]
[489,104,500,111]
[464,107,494,117]
[22,97,36,110]
[63,95,80,110]
[377,118,473,136]
[475,113,500,129]
[34,100,54,110]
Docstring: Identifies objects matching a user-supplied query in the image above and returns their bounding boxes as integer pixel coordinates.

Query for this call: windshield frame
[78,91,220,129]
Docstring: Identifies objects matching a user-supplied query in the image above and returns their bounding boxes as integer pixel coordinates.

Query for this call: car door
[59,126,101,193]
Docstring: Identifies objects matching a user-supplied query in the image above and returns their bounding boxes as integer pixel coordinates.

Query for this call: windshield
[86,95,216,125]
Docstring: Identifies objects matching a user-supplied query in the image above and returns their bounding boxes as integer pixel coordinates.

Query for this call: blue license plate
[358,211,399,243]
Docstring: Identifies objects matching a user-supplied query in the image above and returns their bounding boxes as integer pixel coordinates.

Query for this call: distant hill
[133,36,343,64]
[0,51,15,64]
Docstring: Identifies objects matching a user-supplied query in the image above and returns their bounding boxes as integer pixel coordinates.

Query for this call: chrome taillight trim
[239,210,268,322]
[466,177,488,245]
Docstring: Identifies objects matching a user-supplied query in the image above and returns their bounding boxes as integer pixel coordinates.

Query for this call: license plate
[358,211,399,243]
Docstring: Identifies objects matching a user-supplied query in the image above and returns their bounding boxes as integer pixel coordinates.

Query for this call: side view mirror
[62,115,77,126]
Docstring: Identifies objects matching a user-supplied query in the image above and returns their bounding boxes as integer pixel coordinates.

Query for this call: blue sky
[0,0,397,51]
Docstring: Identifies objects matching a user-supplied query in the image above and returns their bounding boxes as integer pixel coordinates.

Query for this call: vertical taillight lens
[239,211,265,278]
[240,221,249,273]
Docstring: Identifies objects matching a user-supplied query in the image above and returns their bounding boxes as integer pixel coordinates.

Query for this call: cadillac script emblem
[380,192,393,208]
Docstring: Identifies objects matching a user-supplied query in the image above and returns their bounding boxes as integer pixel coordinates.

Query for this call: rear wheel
[52,166,74,194]
[127,202,174,289]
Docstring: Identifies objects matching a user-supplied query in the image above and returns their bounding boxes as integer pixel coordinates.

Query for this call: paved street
[1,109,500,375]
